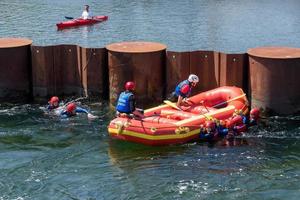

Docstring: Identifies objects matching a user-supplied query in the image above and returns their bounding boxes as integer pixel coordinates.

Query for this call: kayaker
[60,102,97,119]
[81,5,90,20]
[169,74,199,108]
[47,96,60,111]
[116,81,144,119]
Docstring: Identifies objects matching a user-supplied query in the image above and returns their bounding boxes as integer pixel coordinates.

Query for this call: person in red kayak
[81,5,90,20]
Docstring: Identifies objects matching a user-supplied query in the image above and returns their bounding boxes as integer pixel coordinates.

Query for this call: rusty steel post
[0,38,32,101]
[248,47,300,115]
[106,41,167,108]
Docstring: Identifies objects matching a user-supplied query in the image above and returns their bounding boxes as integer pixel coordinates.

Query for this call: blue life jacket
[175,80,191,98]
[216,125,228,137]
[116,91,134,113]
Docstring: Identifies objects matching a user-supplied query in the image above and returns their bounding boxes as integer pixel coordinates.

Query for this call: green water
[0,102,299,199]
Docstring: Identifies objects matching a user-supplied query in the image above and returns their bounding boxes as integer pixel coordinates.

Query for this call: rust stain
[248,46,300,59]
[0,38,32,48]
[106,41,167,53]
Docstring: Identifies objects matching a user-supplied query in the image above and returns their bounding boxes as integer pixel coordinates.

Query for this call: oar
[212,93,246,108]
[163,100,182,111]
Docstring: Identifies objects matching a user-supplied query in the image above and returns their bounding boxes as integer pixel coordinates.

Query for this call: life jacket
[175,80,191,98]
[116,91,134,113]
[216,125,229,137]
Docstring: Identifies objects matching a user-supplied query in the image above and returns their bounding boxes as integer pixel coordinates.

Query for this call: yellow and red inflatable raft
[108,86,248,146]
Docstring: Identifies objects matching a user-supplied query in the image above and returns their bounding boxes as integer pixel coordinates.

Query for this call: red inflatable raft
[56,15,108,29]
[108,86,249,146]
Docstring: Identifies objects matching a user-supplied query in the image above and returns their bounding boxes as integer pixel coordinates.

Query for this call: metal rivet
[69,49,72,52]
[233,58,236,62]
[36,50,39,53]
[173,55,176,59]
[204,55,208,58]
[93,53,96,56]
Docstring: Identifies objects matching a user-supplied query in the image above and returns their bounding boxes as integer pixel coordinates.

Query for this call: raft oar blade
[163,100,182,111]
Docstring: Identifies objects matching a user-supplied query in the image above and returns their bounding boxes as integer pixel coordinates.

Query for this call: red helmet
[66,103,76,113]
[226,115,243,128]
[250,108,260,119]
[49,96,59,104]
[125,81,135,91]
[205,121,216,130]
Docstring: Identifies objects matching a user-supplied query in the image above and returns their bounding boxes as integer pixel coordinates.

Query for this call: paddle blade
[163,100,182,111]
[65,16,74,20]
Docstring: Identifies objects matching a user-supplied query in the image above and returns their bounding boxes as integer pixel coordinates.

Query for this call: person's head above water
[84,5,89,11]
[66,103,76,114]
[49,96,59,107]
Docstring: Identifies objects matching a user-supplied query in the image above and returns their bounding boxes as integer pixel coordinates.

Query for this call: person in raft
[47,96,60,111]
[169,74,199,108]
[116,81,144,119]
[60,102,97,119]
[81,5,90,20]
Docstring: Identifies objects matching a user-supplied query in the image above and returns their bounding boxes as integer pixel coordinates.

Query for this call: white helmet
[188,74,199,83]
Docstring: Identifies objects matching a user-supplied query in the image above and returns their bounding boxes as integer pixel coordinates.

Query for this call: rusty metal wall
[31,45,108,99]
[53,45,82,96]
[248,56,300,115]
[166,51,220,96]
[166,51,190,96]
[190,51,220,94]
[108,50,166,107]
[0,39,32,101]
[31,46,55,97]
[219,53,248,91]
[79,47,108,97]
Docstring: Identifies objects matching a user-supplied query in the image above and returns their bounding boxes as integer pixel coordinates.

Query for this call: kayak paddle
[65,16,74,20]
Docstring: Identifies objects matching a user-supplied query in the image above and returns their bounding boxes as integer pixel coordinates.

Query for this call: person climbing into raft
[116,81,144,119]
[60,102,97,119]
[169,74,199,109]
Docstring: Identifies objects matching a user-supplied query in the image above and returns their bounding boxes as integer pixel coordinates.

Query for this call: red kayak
[56,15,108,29]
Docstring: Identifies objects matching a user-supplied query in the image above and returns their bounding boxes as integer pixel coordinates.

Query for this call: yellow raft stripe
[108,128,200,140]
[174,105,235,126]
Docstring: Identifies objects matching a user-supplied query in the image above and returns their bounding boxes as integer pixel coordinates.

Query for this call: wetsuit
[60,107,89,118]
